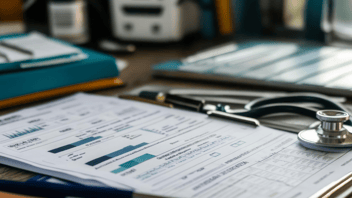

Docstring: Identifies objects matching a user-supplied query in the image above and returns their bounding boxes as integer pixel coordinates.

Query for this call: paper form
[0,32,82,63]
[0,93,352,197]
[0,45,31,63]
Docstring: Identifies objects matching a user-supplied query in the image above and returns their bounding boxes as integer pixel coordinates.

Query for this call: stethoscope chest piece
[298,110,352,152]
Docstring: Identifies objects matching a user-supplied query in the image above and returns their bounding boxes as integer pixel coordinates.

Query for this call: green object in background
[233,0,262,35]
[305,0,325,42]
[199,0,217,39]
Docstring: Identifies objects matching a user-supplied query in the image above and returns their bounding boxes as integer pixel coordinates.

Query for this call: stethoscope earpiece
[298,110,352,152]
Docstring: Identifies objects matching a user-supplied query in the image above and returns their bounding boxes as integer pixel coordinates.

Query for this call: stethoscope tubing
[241,95,352,126]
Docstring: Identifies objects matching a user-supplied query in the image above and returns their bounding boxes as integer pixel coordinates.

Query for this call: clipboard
[123,85,352,198]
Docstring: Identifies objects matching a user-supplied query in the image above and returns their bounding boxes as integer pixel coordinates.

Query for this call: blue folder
[0,33,119,101]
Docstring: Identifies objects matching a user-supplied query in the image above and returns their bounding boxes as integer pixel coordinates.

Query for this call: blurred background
[4,0,352,46]
[0,0,22,21]
[2,0,352,69]
[0,0,318,49]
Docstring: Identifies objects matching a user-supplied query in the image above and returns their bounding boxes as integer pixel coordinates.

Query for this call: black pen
[139,91,205,112]
[0,42,34,56]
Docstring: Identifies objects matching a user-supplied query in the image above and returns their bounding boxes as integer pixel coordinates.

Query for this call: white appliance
[110,0,201,42]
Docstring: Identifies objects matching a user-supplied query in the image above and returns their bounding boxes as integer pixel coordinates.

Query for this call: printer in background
[109,0,201,42]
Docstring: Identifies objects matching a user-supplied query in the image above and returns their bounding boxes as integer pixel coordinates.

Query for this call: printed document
[1,93,352,197]
[0,32,83,63]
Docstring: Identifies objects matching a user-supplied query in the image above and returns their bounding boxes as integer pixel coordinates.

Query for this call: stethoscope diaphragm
[298,110,352,152]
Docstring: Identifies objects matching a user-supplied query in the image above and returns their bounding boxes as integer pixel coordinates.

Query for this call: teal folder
[0,33,119,101]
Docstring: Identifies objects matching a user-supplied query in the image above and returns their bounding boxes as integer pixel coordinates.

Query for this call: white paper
[1,32,82,62]
[0,45,31,62]
[0,93,352,197]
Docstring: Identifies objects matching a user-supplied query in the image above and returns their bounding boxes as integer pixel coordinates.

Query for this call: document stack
[0,32,122,109]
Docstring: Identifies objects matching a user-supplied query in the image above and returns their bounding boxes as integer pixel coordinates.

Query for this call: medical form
[0,93,351,197]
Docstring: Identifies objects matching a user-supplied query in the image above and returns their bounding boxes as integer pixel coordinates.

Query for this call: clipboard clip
[310,172,352,198]
[207,110,260,126]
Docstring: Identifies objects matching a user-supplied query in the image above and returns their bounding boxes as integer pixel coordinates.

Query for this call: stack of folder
[0,32,123,109]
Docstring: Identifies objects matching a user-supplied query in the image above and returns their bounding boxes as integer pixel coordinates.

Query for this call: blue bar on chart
[111,153,155,174]
[49,136,102,154]
[4,126,44,139]
[86,142,149,166]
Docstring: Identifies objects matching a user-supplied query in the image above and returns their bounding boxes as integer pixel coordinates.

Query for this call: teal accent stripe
[111,167,127,174]
[72,136,102,146]
[120,161,139,169]
[111,153,155,174]
[133,154,155,163]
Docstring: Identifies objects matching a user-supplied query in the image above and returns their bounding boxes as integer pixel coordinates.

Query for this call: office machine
[109,0,201,42]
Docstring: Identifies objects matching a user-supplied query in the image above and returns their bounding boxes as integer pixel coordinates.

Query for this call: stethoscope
[140,91,352,152]
[222,94,352,152]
